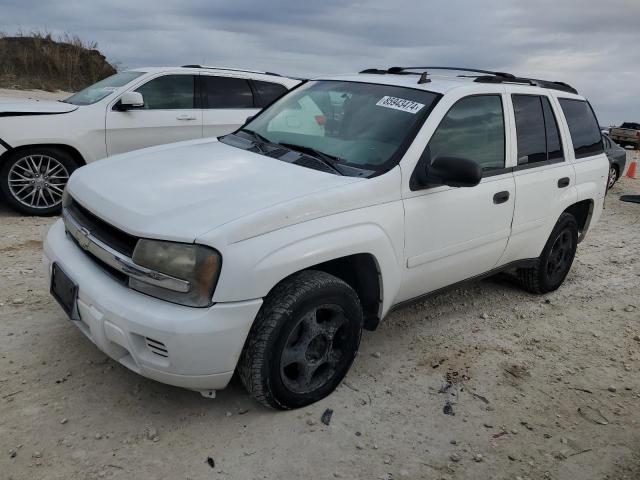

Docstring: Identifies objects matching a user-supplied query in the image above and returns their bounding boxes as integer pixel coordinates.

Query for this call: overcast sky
[2,0,638,124]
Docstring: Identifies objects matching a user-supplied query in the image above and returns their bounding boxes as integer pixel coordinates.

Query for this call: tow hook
[199,390,217,399]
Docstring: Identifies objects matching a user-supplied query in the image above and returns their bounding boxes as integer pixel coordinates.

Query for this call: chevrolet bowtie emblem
[78,226,91,250]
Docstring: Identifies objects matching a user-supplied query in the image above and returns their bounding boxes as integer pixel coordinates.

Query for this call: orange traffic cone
[627,157,638,179]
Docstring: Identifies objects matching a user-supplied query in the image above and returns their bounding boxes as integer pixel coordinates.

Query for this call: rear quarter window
[253,81,289,108]
[559,99,604,159]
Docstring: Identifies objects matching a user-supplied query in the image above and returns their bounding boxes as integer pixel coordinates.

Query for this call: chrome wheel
[607,165,618,189]
[8,155,69,209]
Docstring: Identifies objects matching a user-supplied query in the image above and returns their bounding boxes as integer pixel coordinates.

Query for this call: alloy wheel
[280,304,351,394]
[546,230,572,282]
[608,165,617,189]
[8,155,69,209]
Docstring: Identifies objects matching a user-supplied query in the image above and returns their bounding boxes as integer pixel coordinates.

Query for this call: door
[399,94,516,302]
[106,74,202,156]
[201,75,261,138]
[498,93,577,265]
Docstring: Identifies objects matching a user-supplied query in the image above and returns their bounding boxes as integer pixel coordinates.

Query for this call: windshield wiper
[278,143,344,176]
[238,128,281,154]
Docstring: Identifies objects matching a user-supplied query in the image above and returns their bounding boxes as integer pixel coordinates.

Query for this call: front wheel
[516,213,578,294]
[0,147,80,216]
[238,270,363,409]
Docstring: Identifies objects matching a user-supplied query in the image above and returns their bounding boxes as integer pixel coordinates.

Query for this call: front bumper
[43,219,262,392]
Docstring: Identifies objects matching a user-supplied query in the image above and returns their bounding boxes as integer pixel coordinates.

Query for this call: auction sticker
[376,96,425,114]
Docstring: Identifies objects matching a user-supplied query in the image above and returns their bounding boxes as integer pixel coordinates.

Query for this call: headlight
[130,239,222,307]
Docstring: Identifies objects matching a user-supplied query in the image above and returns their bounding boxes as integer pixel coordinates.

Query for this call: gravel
[0,137,639,479]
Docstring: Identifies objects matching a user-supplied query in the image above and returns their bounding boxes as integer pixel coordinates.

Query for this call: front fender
[210,202,405,317]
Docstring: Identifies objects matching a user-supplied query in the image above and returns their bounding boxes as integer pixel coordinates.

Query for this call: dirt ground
[1,146,639,479]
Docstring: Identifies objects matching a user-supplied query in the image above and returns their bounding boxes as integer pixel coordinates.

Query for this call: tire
[516,213,578,294]
[607,164,619,189]
[0,147,80,216]
[238,270,363,409]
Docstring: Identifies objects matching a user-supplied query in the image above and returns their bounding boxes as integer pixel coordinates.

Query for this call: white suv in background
[0,66,300,215]
[44,67,608,409]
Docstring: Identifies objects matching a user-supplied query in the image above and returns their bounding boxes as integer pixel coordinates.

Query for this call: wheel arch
[300,253,382,331]
[0,143,86,167]
[563,198,594,243]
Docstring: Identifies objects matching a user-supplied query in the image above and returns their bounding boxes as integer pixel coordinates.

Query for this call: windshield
[242,80,440,172]
[63,71,145,105]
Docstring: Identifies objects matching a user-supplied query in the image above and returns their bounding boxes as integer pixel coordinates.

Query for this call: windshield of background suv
[242,80,440,172]
[63,71,145,105]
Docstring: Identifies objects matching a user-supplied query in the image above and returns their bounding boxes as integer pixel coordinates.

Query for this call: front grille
[145,337,168,358]
[67,198,138,257]
[67,231,129,285]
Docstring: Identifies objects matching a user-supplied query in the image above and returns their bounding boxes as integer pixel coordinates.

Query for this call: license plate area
[51,262,79,320]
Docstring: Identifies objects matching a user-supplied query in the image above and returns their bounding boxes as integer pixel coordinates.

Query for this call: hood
[68,139,363,242]
[0,98,78,115]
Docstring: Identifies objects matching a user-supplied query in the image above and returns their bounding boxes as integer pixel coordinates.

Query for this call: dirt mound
[0,33,116,92]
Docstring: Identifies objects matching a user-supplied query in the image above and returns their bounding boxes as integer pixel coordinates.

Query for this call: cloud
[1,0,638,123]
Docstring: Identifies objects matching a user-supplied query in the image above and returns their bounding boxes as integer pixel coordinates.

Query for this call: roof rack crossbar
[359,66,578,94]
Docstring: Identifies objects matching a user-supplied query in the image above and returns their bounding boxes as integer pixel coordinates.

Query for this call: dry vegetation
[0,31,116,92]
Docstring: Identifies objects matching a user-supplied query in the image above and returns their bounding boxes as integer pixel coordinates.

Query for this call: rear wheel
[608,164,619,189]
[0,147,80,216]
[516,213,578,294]
[238,270,363,409]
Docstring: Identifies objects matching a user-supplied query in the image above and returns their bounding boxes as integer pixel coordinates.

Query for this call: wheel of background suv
[238,270,363,409]
[607,164,619,189]
[516,212,578,294]
[0,147,79,216]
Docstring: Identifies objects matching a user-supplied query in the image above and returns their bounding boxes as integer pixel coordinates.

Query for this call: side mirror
[244,115,256,125]
[116,91,144,110]
[422,156,482,188]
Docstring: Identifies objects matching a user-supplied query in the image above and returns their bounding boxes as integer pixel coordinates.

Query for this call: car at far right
[602,133,627,189]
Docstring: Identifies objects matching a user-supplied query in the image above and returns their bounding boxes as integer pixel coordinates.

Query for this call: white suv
[0,66,300,215]
[43,67,608,409]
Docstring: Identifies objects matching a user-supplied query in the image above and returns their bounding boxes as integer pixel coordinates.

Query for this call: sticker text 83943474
[375,96,425,114]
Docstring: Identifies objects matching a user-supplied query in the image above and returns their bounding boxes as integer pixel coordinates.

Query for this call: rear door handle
[557,177,570,188]
[177,114,197,121]
[493,191,510,204]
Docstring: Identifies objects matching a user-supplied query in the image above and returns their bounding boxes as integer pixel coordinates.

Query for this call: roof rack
[181,65,282,77]
[359,66,578,94]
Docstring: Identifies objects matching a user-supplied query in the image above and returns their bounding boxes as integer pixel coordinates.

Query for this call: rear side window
[559,99,604,158]
[541,97,563,161]
[135,75,195,109]
[427,95,505,172]
[512,95,564,165]
[202,76,254,108]
[253,81,288,107]
[512,95,547,164]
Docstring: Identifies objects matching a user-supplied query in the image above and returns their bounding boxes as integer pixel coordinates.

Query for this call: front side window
[242,80,440,171]
[135,75,195,110]
[426,95,505,172]
[64,71,145,106]
[559,99,604,158]
[253,80,288,107]
[202,76,254,108]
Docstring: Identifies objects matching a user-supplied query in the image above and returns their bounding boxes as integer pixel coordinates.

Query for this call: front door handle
[176,114,197,121]
[493,191,510,204]
[557,177,570,188]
